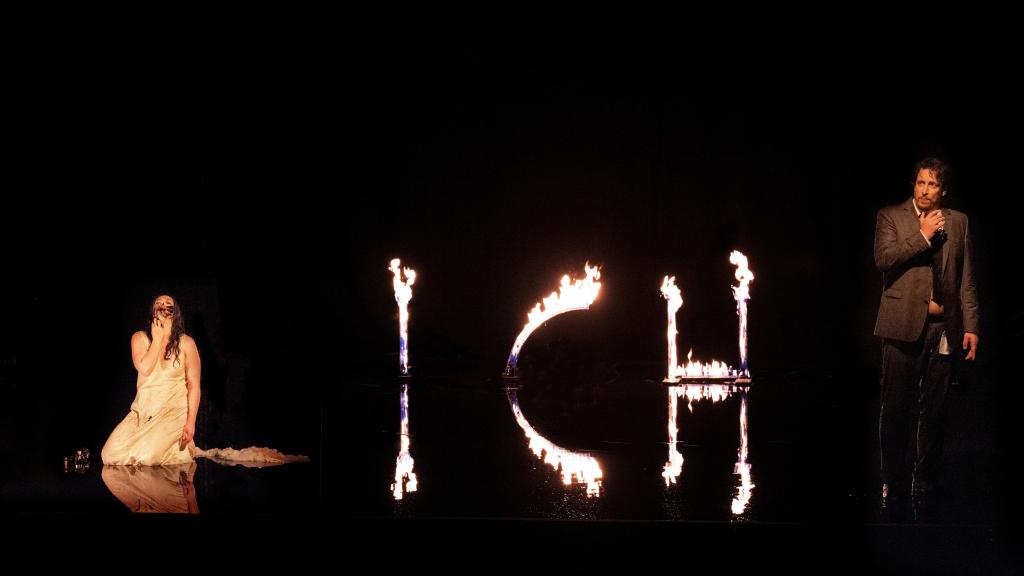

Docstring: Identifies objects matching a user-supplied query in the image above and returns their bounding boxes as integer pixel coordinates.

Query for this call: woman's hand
[151,316,171,342]
[180,421,195,449]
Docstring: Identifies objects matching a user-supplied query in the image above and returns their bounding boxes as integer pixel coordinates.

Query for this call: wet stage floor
[330,366,1002,526]
[5,362,1019,569]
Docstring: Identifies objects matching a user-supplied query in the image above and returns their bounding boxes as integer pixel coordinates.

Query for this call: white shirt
[912,199,950,355]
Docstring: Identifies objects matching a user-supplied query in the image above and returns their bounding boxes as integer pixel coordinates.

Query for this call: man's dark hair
[913,157,952,192]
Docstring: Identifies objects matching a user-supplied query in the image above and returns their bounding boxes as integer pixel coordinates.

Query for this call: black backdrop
[7,11,1018,528]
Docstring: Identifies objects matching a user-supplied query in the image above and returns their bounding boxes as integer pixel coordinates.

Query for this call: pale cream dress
[101,340,195,466]
[101,335,309,469]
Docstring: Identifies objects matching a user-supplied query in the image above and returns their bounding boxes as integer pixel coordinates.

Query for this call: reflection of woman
[102,295,200,466]
[101,463,199,513]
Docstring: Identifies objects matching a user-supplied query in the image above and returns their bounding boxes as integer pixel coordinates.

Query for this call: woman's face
[153,295,176,320]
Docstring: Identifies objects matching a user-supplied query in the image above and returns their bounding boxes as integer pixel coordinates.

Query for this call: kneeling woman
[102,294,199,466]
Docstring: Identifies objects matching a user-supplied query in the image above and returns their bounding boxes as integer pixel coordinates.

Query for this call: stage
[5,358,1016,569]
[5,11,1020,571]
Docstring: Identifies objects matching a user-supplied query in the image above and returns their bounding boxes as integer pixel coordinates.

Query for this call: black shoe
[910,479,939,522]
[911,477,935,504]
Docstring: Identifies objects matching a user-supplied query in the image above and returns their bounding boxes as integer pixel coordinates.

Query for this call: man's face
[914,168,943,212]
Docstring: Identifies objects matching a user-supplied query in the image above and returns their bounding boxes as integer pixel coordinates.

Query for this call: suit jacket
[873,198,980,344]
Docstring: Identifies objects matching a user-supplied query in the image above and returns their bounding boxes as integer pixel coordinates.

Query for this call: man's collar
[911,198,922,216]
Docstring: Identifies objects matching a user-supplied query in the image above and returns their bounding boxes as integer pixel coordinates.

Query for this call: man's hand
[919,210,946,241]
[962,332,978,361]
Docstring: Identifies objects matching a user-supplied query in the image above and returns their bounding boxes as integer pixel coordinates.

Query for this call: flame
[736,392,749,465]
[729,251,753,377]
[664,384,754,516]
[674,349,738,380]
[661,276,683,377]
[729,250,753,302]
[661,275,683,313]
[661,276,738,381]
[664,384,745,486]
[505,263,602,375]
[389,258,417,301]
[507,389,603,496]
[731,462,754,515]
[389,258,417,375]
[391,384,418,500]
[673,382,737,412]
[664,383,754,515]
[662,389,684,485]
[731,392,754,515]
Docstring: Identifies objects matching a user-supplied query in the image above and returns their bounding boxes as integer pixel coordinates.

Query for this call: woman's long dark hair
[145,295,186,366]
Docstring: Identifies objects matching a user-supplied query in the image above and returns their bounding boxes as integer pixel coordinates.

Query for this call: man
[873,157,979,511]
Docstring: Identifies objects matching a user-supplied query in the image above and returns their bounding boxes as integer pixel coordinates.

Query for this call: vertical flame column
[391,383,418,500]
[660,276,683,381]
[389,258,417,376]
[729,251,754,378]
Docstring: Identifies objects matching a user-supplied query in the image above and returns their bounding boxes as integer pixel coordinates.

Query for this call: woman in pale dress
[102,294,200,466]
[102,295,308,475]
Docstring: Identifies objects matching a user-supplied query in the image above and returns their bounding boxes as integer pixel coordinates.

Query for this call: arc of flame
[389,258,417,376]
[504,264,601,376]
[507,389,603,496]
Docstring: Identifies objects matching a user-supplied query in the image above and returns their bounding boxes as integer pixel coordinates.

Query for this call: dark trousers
[879,320,952,497]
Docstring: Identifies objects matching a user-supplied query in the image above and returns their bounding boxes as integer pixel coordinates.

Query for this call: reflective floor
[325,366,1003,526]
[5,361,1018,569]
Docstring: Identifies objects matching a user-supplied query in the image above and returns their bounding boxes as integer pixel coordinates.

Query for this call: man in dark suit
[873,157,980,511]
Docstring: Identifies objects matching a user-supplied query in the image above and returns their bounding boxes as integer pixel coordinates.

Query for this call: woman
[101,295,308,469]
[101,295,201,466]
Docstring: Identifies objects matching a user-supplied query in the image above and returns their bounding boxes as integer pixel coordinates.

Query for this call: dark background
[5,8,1019,542]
